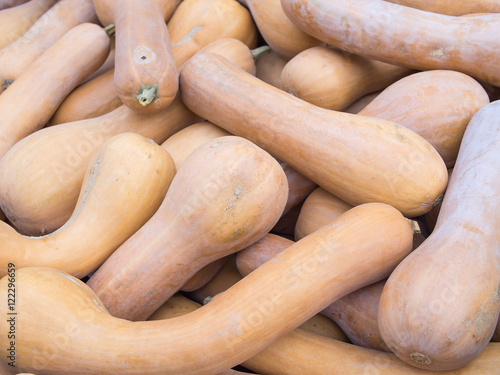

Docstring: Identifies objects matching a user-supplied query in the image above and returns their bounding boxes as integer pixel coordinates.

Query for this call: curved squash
[0,132,175,278]
[281,0,500,86]
[0,202,412,373]
[244,329,500,375]
[281,46,414,111]
[378,100,500,370]
[0,0,98,92]
[0,0,58,50]
[236,233,389,352]
[167,0,258,68]
[93,0,180,113]
[343,91,380,114]
[382,0,500,16]
[0,95,200,236]
[238,0,323,60]
[358,70,490,168]
[0,22,111,161]
[87,136,289,321]
[180,257,229,292]
[180,52,449,217]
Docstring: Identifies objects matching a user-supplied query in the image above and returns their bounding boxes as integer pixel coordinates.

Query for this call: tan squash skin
[343,91,380,114]
[0,133,175,279]
[254,47,288,89]
[233,235,500,373]
[0,0,58,50]
[0,0,29,9]
[294,187,352,241]
[382,0,500,16]
[237,0,323,60]
[322,280,390,352]
[180,256,228,292]
[358,70,490,168]
[378,100,500,370]
[161,121,232,170]
[244,329,500,375]
[48,68,122,125]
[0,22,110,162]
[281,0,500,87]
[185,254,242,304]
[87,136,289,321]
[281,46,414,111]
[93,0,180,113]
[180,52,449,217]
[82,34,116,84]
[0,0,98,93]
[50,37,256,126]
[167,0,258,68]
[236,233,389,351]
[0,95,200,236]
[279,162,317,216]
[0,202,412,374]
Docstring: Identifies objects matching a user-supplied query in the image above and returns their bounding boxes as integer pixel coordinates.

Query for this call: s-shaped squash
[0,202,412,374]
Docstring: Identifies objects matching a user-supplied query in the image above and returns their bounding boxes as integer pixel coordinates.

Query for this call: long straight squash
[179,52,448,217]
[280,0,500,86]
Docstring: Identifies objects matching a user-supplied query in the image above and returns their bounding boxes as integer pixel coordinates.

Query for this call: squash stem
[135,83,159,106]
[103,23,116,38]
[251,45,271,61]
[405,219,421,235]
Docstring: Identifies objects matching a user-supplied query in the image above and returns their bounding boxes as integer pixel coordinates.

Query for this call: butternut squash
[281,46,414,111]
[167,0,258,68]
[294,187,352,241]
[378,100,500,370]
[93,0,180,113]
[281,0,500,87]
[254,46,288,89]
[179,52,448,217]
[237,0,323,60]
[87,136,289,321]
[0,0,98,92]
[0,132,175,278]
[0,202,412,373]
[236,233,389,352]
[48,68,122,126]
[243,329,500,375]
[161,121,232,170]
[0,95,200,236]
[0,0,58,50]
[0,22,111,162]
[50,37,256,126]
[382,0,500,16]
[358,70,490,168]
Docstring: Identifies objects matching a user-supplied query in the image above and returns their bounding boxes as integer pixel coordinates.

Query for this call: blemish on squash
[133,46,156,64]
[2,78,13,91]
[409,352,432,365]
[224,185,244,211]
[429,48,444,58]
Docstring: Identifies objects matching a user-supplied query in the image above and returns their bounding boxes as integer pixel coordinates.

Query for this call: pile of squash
[0,0,499,374]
